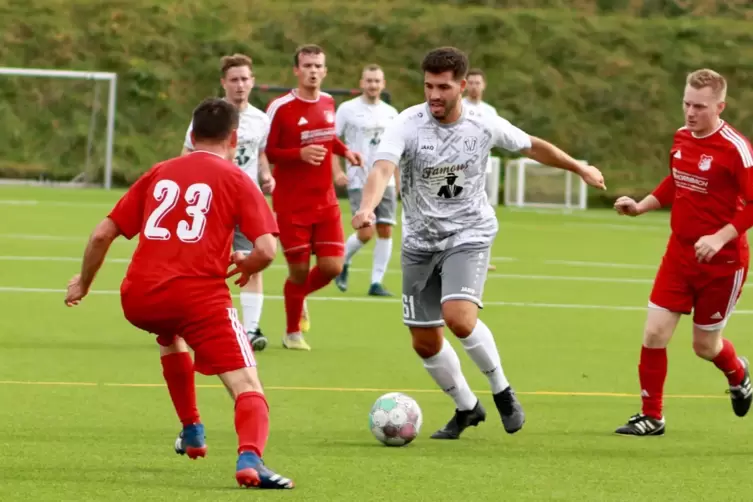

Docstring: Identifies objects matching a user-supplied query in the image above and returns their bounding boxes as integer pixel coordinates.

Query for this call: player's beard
[430,96,459,120]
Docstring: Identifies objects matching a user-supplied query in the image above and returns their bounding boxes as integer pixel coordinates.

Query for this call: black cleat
[431,400,486,439]
[728,356,752,417]
[248,329,268,352]
[493,386,525,434]
[614,413,665,436]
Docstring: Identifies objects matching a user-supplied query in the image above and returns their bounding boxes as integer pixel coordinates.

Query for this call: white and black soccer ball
[368,392,423,446]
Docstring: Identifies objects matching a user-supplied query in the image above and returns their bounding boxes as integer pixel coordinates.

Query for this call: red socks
[712,339,745,386]
[284,266,335,334]
[161,352,200,427]
[235,392,270,457]
[639,346,667,420]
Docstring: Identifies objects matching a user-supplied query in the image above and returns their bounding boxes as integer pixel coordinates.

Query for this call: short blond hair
[686,69,727,101]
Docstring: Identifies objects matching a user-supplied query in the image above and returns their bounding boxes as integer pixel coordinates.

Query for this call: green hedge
[2,0,753,204]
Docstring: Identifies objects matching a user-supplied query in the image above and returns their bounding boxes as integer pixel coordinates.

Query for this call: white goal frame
[0,67,118,189]
[503,157,588,210]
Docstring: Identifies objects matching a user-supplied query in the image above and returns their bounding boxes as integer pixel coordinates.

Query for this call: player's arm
[264,103,302,163]
[356,118,404,224]
[76,217,121,292]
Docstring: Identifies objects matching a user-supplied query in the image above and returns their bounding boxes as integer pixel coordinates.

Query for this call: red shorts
[649,248,748,331]
[121,290,255,375]
[276,206,344,263]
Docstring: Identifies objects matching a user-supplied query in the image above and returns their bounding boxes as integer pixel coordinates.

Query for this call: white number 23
[144,179,213,242]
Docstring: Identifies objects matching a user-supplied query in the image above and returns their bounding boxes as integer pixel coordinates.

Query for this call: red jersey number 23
[144,179,213,242]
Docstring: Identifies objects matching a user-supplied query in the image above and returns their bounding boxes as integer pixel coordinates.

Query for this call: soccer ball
[368,392,423,446]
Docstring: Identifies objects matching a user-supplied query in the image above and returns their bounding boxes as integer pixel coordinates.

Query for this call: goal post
[0,67,118,189]
[503,157,588,210]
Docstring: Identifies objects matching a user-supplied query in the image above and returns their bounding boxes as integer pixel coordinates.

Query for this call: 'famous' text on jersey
[183,104,270,185]
[335,96,398,189]
[374,103,531,251]
[265,91,348,218]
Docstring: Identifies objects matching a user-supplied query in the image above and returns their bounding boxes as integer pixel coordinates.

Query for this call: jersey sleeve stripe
[720,126,753,168]
[266,93,295,123]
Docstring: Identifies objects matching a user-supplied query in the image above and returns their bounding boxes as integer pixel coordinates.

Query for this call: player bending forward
[613,69,753,436]
[65,99,293,489]
[265,44,363,351]
[334,64,399,296]
[182,54,274,352]
[353,47,606,439]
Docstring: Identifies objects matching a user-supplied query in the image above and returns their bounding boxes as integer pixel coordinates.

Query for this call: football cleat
[368,282,393,297]
[493,386,525,434]
[727,356,753,417]
[334,264,350,292]
[431,400,486,440]
[236,451,294,489]
[614,413,665,436]
[248,329,268,352]
[282,333,311,351]
[174,423,207,459]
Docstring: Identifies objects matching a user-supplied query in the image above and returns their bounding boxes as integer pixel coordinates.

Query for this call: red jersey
[265,90,348,220]
[652,121,753,263]
[108,151,279,304]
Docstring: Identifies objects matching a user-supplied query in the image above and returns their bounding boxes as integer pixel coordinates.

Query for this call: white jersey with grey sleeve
[183,103,270,185]
[335,96,399,190]
[373,102,531,252]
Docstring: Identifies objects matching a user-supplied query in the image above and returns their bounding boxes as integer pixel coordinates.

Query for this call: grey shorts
[233,226,253,253]
[348,187,397,225]
[401,243,491,327]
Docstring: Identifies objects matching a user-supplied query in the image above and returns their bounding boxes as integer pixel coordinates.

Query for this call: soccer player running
[182,54,274,352]
[265,44,363,351]
[353,47,605,439]
[334,64,399,296]
[613,69,753,436]
[65,99,294,489]
[462,68,501,271]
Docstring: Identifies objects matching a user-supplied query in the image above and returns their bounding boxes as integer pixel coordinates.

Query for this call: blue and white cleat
[174,423,207,459]
[235,451,294,489]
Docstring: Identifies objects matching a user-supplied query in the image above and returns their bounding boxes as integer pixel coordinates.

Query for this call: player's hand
[352,209,375,230]
[345,150,363,167]
[334,171,348,187]
[695,234,725,263]
[226,251,252,287]
[300,145,328,166]
[614,196,641,217]
[578,164,606,190]
[260,173,275,194]
[64,274,89,307]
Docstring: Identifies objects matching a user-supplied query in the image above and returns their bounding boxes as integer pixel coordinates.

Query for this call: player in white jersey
[333,64,399,297]
[463,68,501,271]
[182,54,274,351]
[353,47,605,440]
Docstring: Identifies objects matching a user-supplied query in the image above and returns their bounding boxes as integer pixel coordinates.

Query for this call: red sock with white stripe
[639,346,667,420]
[161,352,200,427]
[712,339,745,386]
[235,391,269,457]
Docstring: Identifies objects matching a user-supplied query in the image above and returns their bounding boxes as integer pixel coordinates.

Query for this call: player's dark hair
[421,47,469,81]
[191,98,239,142]
[220,53,253,76]
[467,68,486,80]
[294,44,325,67]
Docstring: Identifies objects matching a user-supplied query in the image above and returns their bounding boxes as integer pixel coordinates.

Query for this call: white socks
[344,234,365,265]
[422,338,477,411]
[240,292,263,334]
[371,237,392,284]
[459,319,509,394]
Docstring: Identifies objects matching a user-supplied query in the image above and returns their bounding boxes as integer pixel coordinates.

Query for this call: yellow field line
[0,380,727,399]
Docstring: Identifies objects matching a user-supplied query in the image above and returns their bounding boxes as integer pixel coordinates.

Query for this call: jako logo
[420,145,434,151]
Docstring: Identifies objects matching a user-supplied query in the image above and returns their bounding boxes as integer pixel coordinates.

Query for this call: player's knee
[316,257,343,278]
[642,309,679,348]
[410,327,443,358]
[357,226,374,243]
[287,263,310,284]
[692,329,723,360]
[220,367,264,400]
[376,224,392,239]
[442,300,477,338]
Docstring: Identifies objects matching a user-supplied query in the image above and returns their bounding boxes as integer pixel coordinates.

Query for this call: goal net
[0,67,117,189]
[504,157,588,210]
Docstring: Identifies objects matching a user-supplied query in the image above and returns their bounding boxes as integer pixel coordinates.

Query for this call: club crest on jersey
[698,154,713,172]
[325,111,334,124]
[463,136,478,154]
